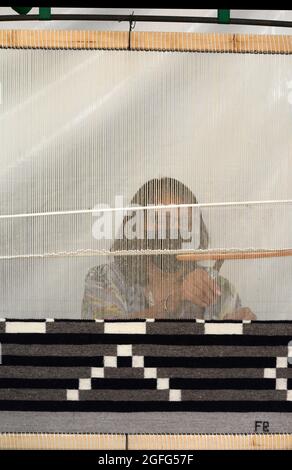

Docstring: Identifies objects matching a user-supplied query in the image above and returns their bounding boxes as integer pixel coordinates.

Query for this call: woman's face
[145,193,193,246]
[145,193,193,273]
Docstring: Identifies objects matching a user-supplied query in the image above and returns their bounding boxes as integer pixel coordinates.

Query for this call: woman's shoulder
[85,262,126,287]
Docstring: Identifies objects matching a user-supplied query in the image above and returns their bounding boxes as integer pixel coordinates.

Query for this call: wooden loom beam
[1,31,292,54]
[176,249,292,262]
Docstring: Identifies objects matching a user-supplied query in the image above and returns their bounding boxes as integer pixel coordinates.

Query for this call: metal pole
[0,13,292,28]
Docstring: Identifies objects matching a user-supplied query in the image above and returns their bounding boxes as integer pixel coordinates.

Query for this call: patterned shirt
[81,262,241,320]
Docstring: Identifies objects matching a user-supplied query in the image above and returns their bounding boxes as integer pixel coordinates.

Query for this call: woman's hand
[223,308,256,320]
[181,269,221,308]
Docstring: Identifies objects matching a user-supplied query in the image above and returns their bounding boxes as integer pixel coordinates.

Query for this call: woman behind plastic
[82,177,255,320]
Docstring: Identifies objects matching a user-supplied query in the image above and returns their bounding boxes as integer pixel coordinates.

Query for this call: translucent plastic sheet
[0,45,292,319]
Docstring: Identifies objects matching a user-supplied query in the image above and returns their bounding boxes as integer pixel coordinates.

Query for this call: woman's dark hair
[111,177,209,285]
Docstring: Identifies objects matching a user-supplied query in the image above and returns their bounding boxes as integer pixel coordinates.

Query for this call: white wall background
[0,9,292,319]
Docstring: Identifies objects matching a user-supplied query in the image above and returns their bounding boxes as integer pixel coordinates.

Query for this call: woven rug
[0,319,291,434]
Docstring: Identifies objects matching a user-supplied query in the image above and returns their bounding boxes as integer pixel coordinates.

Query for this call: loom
[0,7,292,451]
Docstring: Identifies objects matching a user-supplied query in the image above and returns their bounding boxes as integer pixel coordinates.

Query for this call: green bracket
[11,7,33,15]
[217,9,231,24]
[39,7,51,20]
[11,6,51,20]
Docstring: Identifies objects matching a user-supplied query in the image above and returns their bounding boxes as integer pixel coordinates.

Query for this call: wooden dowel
[1,31,292,54]
[177,249,292,262]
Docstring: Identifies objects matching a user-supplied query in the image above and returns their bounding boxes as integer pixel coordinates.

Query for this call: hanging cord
[128,11,136,50]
